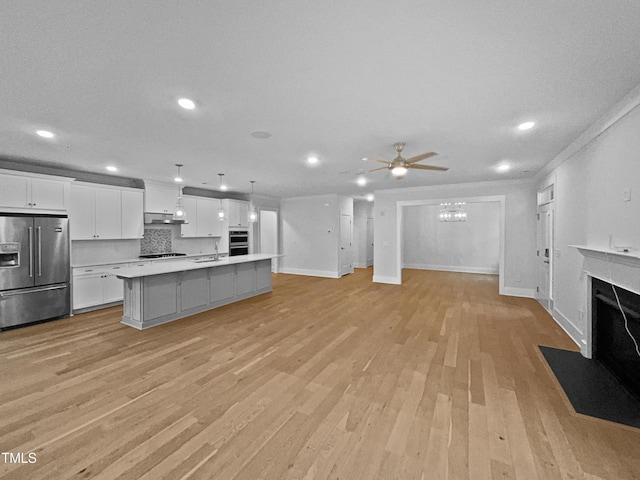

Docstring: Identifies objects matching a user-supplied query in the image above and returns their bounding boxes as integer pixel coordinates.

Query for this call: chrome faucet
[214,241,219,261]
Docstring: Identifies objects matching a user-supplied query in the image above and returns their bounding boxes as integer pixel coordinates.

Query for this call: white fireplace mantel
[571,246,640,295]
[571,245,640,358]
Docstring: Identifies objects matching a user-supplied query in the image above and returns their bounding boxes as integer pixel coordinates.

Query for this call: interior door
[536,203,553,312]
[340,214,353,277]
[366,217,374,267]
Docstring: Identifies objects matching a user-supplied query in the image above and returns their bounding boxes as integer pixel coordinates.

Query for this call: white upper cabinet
[196,197,221,237]
[223,199,249,228]
[144,181,179,213]
[121,189,144,239]
[70,183,143,240]
[179,196,198,238]
[70,184,98,239]
[180,196,221,238]
[94,187,122,239]
[0,171,71,211]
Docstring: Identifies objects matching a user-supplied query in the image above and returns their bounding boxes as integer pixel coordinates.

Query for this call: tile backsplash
[141,228,172,254]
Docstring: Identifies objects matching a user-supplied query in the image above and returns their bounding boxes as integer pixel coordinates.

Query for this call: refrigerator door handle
[36,226,42,277]
[0,284,68,298]
[28,226,34,278]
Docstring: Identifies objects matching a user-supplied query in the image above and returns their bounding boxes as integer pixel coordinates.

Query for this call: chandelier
[439,202,467,222]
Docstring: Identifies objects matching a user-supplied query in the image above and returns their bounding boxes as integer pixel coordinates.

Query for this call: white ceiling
[2,1,640,199]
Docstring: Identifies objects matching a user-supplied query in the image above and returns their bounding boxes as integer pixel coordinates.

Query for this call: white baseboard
[373,275,401,285]
[500,286,535,298]
[354,262,368,269]
[280,267,340,279]
[403,263,499,275]
[552,307,583,350]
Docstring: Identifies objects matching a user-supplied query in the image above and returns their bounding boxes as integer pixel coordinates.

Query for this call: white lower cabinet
[73,274,104,310]
[72,264,133,310]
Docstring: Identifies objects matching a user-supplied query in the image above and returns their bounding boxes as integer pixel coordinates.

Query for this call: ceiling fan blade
[408,164,449,171]
[368,166,389,172]
[362,157,390,164]
[405,152,438,164]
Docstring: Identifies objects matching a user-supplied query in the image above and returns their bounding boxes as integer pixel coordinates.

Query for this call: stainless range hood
[144,212,187,225]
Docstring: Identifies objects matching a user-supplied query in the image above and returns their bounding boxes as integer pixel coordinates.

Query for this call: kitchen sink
[193,258,220,263]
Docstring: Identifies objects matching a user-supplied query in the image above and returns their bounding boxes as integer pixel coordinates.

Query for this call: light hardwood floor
[1,269,639,479]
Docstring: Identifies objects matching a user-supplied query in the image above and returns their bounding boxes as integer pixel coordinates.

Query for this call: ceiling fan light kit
[363,142,448,179]
[391,166,408,178]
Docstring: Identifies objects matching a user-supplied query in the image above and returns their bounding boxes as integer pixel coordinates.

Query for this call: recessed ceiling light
[307,156,319,165]
[106,166,118,172]
[36,130,55,139]
[518,121,535,131]
[357,177,367,186]
[177,98,196,110]
[366,194,374,202]
[496,163,511,173]
[251,131,272,139]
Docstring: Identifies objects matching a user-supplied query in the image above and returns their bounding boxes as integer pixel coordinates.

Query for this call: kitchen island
[115,254,278,329]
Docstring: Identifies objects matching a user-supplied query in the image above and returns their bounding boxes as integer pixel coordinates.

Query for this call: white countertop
[72,251,228,268]
[115,254,280,279]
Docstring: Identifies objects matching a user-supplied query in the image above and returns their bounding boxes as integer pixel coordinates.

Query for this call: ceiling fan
[363,142,448,179]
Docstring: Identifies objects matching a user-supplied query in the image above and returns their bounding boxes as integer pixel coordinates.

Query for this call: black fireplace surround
[592,277,640,401]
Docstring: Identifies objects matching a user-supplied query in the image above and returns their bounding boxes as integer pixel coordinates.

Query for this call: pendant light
[217,173,227,221]
[248,180,258,223]
[173,164,187,221]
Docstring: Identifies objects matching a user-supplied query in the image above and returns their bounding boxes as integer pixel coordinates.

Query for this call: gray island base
[115,254,276,329]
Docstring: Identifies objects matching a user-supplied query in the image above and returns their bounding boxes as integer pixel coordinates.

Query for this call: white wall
[373,180,537,296]
[259,210,278,254]
[281,194,353,278]
[537,86,640,352]
[353,200,373,268]
[402,201,500,274]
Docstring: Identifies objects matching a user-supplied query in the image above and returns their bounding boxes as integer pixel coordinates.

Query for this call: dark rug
[539,345,640,428]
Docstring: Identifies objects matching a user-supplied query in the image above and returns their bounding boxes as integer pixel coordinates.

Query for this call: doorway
[259,209,279,273]
[536,185,554,312]
[366,217,374,267]
[340,214,353,276]
[396,195,506,291]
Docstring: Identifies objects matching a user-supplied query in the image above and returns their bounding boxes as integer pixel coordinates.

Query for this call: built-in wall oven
[229,230,249,256]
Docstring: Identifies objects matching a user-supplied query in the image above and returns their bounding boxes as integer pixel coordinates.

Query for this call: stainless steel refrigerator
[0,214,70,329]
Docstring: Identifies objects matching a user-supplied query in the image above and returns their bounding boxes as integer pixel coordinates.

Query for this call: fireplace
[592,277,640,401]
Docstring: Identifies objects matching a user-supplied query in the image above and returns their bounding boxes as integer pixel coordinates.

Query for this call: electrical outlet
[578,309,585,321]
[623,188,631,202]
